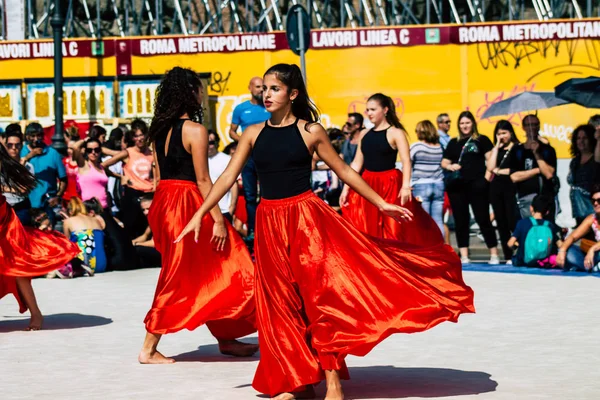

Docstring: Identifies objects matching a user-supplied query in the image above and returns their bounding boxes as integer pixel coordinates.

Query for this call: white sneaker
[489,255,500,265]
[460,257,471,264]
[505,260,513,265]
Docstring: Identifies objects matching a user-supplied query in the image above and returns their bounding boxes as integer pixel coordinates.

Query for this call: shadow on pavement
[343,366,497,399]
[0,313,113,332]
[255,366,497,399]
[173,337,260,363]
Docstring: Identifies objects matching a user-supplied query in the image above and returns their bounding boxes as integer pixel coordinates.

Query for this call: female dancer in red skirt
[138,67,257,364]
[340,93,443,245]
[176,64,475,399]
[0,144,79,330]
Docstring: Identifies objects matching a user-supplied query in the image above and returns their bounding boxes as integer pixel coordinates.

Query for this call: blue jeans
[242,156,258,232]
[412,181,445,236]
[565,246,600,272]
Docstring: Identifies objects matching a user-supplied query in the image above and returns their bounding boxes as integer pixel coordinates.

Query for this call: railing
[1,0,599,40]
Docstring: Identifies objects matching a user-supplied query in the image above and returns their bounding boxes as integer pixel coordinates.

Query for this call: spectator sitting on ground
[556,184,600,273]
[132,193,161,268]
[83,197,139,271]
[567,124,600,226]
[30,209,52,232]
[508,195,562,268]
[63,197,107,275]
[132,194,155,248]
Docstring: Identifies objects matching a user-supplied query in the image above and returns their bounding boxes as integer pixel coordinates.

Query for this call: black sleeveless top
[252,119,312,199]
[155,119,196,182]
[361,128,397,172]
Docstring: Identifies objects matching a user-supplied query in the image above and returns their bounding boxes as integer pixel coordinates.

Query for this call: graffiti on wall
[476,38,600,82]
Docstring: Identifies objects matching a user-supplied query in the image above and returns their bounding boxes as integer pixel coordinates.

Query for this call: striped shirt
[410,142,444,184]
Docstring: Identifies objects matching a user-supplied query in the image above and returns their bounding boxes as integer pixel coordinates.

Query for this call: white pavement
[1,268,598,400]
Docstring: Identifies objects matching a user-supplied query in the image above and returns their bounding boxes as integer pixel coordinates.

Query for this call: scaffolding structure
[1,0,599,40]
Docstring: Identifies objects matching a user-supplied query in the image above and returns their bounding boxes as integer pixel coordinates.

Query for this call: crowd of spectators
[1,107,599,273]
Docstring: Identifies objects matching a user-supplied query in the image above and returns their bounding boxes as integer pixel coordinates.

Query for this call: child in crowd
[508,195,562,268]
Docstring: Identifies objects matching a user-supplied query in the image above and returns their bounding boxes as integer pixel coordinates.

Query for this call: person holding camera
[20,122,67,228]
[510,115,558,222]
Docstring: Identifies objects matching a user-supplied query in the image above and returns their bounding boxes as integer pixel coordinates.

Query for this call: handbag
[488,145,513,182]
[580,238,596,253]
[443,136,473,190]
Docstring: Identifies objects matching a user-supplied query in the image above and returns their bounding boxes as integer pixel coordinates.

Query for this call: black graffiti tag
[209,71,232,95]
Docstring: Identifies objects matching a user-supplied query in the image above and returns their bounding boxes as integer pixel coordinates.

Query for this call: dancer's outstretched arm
[311,123,412,221]
[175,124,259,243]
[339,129,367,205]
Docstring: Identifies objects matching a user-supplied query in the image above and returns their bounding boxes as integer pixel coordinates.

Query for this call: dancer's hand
[379,202,413,222]
[398,187,412,206]
[211,221,228,252]
[175,209,204,243]
[339,186,350,207]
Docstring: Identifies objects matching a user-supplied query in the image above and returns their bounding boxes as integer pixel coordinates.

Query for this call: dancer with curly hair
[0,143,79,330]
[176,64,474,400]
[138,67,257,364]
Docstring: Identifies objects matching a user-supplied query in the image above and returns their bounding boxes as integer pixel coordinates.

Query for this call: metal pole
[96,0,101,36]
[51,0,66,155]
[586,0,591,18]
[297,7,306,84]
[27,0,33,38]
[426,0,431,24]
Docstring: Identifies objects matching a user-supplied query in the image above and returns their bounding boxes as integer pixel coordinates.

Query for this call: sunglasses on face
[6,143,22,149]
[442,120,451,124]
[86,147,101,154]
[592,198,600,205]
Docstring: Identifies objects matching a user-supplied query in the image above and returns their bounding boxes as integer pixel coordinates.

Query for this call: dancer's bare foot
[271,385,315,399]
[218,339,259,357]
[138,350,175,364]
[25,313,43,331]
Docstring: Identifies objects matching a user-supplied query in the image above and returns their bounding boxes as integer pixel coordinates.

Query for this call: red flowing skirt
[252,191,474,396]
[343,169,444,245]
[234,191,248,225]
[0,195,79,313]
[144,180,256,337]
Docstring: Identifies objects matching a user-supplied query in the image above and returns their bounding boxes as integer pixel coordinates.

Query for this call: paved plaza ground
[1,266,598,400]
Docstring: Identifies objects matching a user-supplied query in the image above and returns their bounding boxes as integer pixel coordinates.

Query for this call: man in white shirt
[207,131,238,223]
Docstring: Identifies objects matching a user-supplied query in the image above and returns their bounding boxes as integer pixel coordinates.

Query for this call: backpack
[524,217,553,264]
